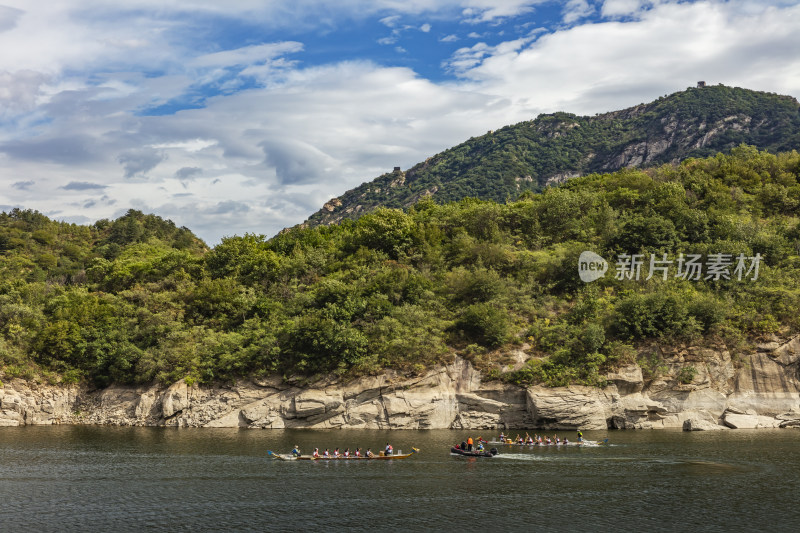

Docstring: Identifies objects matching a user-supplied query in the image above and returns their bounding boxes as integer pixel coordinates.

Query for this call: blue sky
[1,0,800,244]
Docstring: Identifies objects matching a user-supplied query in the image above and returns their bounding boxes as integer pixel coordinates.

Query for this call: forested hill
[2,146,800,389]
[306,85,800,226]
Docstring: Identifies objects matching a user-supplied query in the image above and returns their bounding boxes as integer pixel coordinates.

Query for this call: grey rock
[683,418,728,431]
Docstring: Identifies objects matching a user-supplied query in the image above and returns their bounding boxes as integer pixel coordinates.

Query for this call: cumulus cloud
[118,149,167,179]
[447,1,800,114]
[260,138,332,186]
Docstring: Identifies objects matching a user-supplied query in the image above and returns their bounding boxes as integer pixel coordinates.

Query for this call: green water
[0,427,798,532]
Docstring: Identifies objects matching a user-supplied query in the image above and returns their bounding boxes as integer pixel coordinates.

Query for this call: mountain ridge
[306,84,800,226]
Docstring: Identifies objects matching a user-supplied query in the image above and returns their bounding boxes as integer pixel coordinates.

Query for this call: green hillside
[307,85,800,226]
[2,146,800,388]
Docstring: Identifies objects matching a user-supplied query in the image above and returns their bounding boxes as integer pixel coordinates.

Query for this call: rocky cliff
[2,337,800,430]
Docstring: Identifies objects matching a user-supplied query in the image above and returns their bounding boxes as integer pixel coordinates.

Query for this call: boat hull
[450,447,497,458]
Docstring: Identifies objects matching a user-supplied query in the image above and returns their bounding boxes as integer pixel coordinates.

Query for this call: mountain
[306,85,800,226]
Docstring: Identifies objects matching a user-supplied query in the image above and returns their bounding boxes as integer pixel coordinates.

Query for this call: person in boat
[355,448,362,457]
[334,448,340,458]
[323,448,330,458]
[366,448,373,458]
[577,430,583,443]
[499,432,506,442]
[385,443,393,455]
[516,435,523,444]
[313,448,320,458]
[563,438,569,445]
[344,448,350,458]
[477,441,485,452]
[291,445,301,457]
[466,437,473,451]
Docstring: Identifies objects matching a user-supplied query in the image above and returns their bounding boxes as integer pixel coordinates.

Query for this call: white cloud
[191,42,304,69]
[562,0,595,24]
[440,34,459,42]
[420,23,432,32]
[1,0,800,246]
[601,0,652,18]
[379,14,402,27]
[448,1,800,115]
[0,69,49,119]
[460,1,545,23]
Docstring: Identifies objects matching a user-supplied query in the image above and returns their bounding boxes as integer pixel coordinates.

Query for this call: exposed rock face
[3,337,800,430]
[683,418,728,431]
[527,386,609,430]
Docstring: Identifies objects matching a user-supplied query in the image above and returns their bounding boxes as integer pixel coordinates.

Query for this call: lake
[1,426,798,532]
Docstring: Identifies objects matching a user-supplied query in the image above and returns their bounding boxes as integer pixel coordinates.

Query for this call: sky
[1,1,800,245]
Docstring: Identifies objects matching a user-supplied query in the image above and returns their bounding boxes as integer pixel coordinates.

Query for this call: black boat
[450,446,498,457]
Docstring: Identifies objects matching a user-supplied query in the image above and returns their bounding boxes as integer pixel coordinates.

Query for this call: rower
[355,448,361,457]
[313,448,320,458]
[344,448,350,458]
[323,448,330,457]
[385,443,393,455]
[366,448,374,458]
[291,445,301,457]
[334,447,340,457]
[499,432,506,442]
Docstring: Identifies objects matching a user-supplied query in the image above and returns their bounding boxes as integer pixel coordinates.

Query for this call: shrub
[456,303,511,348]
[677,365,698,384]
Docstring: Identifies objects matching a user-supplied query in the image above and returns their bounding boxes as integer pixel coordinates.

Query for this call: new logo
[578,251,608,282]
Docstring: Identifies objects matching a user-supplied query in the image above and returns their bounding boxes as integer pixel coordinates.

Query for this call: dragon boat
[487,439,608,447]
[267,448,419,461]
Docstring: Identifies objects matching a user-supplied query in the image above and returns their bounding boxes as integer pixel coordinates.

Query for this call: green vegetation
[308,85,800,226]
[678,365,698,385]
[2,146,800,388]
